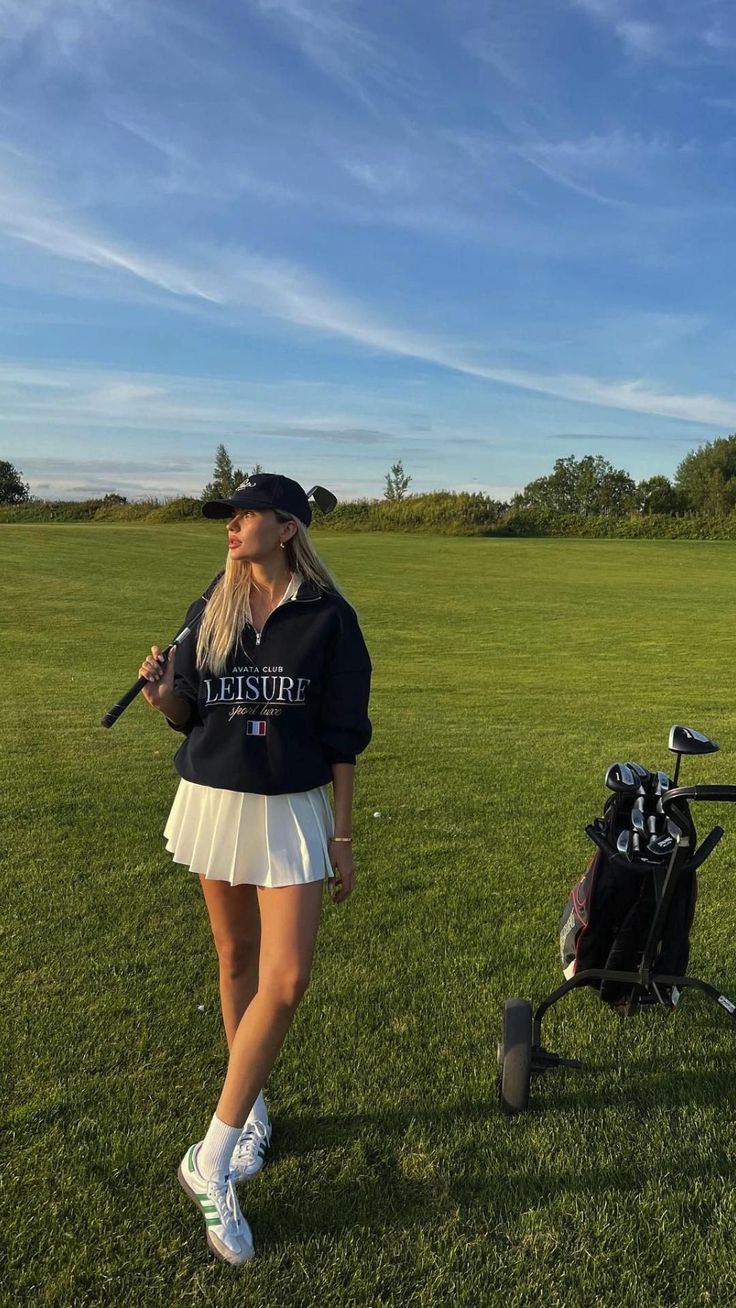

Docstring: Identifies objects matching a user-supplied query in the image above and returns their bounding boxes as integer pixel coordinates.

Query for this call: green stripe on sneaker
[205,1217,221,1226]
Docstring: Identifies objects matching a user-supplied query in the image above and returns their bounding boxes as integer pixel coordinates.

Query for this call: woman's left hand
[328,839,355,904]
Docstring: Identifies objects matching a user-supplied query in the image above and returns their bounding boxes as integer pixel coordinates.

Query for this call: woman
[138,472,372,1266]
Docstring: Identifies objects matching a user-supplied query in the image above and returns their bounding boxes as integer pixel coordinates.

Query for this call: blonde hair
[195,510,343,675]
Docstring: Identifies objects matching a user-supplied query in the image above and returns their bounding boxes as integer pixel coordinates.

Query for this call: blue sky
[1,0,736,501]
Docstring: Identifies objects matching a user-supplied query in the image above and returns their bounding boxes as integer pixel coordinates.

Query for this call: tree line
[0,445,415,507]
[505,435,736,517]
[4,434,736,518]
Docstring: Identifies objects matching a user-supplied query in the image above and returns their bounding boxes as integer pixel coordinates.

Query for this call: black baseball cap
[201,473,312,526]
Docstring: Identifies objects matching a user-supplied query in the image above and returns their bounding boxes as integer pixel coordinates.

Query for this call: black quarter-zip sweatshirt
[166,574,372,795]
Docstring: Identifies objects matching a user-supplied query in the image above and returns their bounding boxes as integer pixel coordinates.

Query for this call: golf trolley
[498,725,736,1115]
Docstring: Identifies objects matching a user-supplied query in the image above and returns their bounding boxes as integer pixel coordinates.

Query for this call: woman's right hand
[138,644,176,710]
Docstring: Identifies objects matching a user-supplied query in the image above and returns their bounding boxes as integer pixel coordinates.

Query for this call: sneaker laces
[234,1119,269,1168]
[206,1173,244,1235]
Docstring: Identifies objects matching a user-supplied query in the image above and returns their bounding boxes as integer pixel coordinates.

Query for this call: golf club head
[616,830,632,860]
[668,725,720,757]
[647,832,676,860]
[624,763,651,795]
[306,485,338,515]
[631,808,647,835]
[605,762,639,793]
[655,770,671,796]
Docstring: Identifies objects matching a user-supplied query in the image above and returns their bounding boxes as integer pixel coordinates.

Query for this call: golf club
[626,762,651,791]
[647,831,676,859]
[631,808,647,836]
[100,622,195,729]
[605,762,639,792]
[306,485,338,514]
[617,830,632,860]
[668,724,719,785]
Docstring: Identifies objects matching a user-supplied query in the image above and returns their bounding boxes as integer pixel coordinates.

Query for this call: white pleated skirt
[163,778,335,887]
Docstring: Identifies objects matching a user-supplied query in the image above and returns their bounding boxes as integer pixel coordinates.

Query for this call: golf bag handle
[662,785,736,807]
[689,825,725,871]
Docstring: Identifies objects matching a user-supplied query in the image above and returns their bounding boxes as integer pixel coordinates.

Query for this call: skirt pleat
[163,778,335,887]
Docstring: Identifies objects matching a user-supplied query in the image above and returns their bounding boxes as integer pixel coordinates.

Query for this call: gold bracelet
[331,836,352,842]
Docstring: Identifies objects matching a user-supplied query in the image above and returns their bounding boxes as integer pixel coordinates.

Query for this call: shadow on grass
[247,1062,736,1248]
[536,1048,736,1112]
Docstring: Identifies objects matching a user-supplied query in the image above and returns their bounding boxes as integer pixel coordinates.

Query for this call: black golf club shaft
[100,626,192,728]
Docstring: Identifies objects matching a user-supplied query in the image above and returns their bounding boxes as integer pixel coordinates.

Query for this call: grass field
[5,525,736,1307]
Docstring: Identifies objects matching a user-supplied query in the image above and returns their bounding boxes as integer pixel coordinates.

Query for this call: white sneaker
[177,1141,255,1265]
[228,1119,272,1183]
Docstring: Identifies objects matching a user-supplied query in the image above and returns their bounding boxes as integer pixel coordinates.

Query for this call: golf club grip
[100,673,156,727]
[100,632,185,728]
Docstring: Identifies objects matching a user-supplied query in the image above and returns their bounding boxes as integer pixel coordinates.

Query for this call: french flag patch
[247,720,267,736]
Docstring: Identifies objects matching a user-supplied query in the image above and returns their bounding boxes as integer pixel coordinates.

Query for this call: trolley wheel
[499,998,533,1116]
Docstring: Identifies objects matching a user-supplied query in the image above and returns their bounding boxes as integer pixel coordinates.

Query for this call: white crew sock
[245,1091,268,1129]
[197,1112,243,1183]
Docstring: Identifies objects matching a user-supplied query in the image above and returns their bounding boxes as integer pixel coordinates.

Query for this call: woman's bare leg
[198,878,261,1052]
[214,880,324,1127]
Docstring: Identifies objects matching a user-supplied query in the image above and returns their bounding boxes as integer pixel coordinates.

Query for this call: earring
[280,542,285,549]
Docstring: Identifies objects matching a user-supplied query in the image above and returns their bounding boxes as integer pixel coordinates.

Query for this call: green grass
[5,526,736,1306]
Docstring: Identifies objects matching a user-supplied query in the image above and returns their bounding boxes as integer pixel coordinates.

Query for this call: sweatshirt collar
[294,576,323,602]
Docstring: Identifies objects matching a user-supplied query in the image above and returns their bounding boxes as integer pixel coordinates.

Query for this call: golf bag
[559,790,698,1007]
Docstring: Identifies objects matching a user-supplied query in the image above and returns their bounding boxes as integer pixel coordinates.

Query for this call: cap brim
[201,500,236,519]
[201,493,311,525]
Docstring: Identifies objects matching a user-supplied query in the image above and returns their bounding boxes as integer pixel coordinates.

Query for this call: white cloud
[0,0,140,70]
[571,0,736,66]
[249,0,408,106]
[513,147,630,208]
[703,21,736,52]
[1,105,735,438]
[0,166,734,431]
[0,360,411,440]
[616,19,666,57]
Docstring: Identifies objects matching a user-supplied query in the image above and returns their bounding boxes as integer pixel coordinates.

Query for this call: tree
[201,444,245,500]
[515,454,636,516]
[636,475,686,516]
[0,460,30,504]
[384,460,412,501]
[675,435,736,515]
[102,492,128,506]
